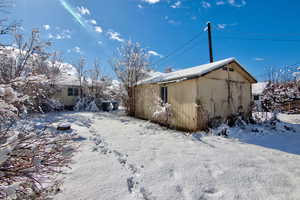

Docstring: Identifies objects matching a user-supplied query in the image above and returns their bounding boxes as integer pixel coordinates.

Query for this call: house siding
[53,86,82,106]
[134,62,253,131]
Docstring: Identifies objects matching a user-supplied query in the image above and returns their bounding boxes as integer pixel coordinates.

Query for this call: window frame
[68,87,79,97]
[68,88,74,96]
[73,88,79,96]
[160,86,168,104]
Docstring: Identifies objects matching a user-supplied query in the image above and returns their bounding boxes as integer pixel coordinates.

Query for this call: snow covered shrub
[74,98,85,111]
[0,126,76,199]
[208,116,223,128]
[152,97,173,126]
[0,85,21,127]
[226,114,247,129]
[74,97,100,112]
[252,112,273,124]
[0,21,74,200]
[210,124,229,137]
[86,101,100,112]
[0,75,61,119]
[10,75,59,112]
[41,98,64,112]
[0,100,19,126]
[261,82,300,114]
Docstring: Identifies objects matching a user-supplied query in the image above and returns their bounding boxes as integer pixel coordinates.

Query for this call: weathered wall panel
[135,84,160,120]
[134,62,253,131]
[53,86,83,106]
[196,65,252,121]
[168,79,197,131]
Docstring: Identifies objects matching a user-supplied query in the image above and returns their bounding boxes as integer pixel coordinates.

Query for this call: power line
[157,39,207,68]
[215,35,300,42]
[150,31,205,67]
[210,22,300,37]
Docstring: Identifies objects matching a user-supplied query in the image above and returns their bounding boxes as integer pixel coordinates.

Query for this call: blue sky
[6,0,300,80]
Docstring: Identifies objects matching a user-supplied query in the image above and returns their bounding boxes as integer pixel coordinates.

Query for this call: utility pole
[207,22,214,63]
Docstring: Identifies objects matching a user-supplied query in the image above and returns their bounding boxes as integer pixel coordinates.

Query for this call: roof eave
[137,58,257,85]
[231,60,257,83]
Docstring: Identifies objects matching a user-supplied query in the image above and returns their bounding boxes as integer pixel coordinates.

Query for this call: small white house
[52,63,91,107]
[252,82,268,110]
[252,82,268,100]
[53,63,120,108]
[54,74,86,107]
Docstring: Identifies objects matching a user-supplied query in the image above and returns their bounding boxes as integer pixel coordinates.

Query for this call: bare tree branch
[111,40,151,115]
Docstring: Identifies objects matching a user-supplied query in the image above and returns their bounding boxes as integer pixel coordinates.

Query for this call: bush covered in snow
[0,29,65,124]
[0,74,63,127]
[74,97,100,112]
[0,26,74,199]
[261,82,300,114]
[152,103,172,124]
[0,124,76,199]
[152,96,173,127]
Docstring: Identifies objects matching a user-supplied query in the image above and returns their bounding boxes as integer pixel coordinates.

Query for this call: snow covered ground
[45,111,300,200]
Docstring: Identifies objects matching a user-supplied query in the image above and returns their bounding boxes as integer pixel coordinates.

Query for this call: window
[254,95,259,101]
[160,86,168,104]
[74,88,79,96]
[68,88,73,96]
[68,88,79,96]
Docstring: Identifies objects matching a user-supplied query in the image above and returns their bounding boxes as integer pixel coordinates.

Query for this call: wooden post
[207,22,214,63]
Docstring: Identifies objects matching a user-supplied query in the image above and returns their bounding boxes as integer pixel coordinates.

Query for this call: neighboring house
[294,67,300,83]
[252,82,268,112]
[53,63,120,108]
[252,82,268,109]
[54,73,87,108]
[52,63,88,107]
[134,58,257,131]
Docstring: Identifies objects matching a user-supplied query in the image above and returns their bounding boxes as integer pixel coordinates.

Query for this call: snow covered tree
[261,82,300,114]
[111,40,151,115]
[0,0,18,40]
[33,50,63,85]
[264,64,298,84]
[13,29,52,78]
[74,56,86,98]
[0,4,74,198]
[293,66,300,84]
[87,58,111,99]
[261,63,300,114]
[0,26,66,117]
[88,58,101,97]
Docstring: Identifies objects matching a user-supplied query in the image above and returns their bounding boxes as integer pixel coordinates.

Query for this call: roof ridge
[138,57,236,85]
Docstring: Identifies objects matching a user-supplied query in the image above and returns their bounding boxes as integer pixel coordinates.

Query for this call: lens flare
[59,0,88,30]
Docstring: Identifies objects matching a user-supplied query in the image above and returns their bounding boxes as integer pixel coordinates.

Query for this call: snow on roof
[293,71,300,81]
[55,63,82,86]
[56,63,95,87]
[252,82,268,95]
[108,80,121,90]
[138,58,237,85]
[56,74,81,86]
